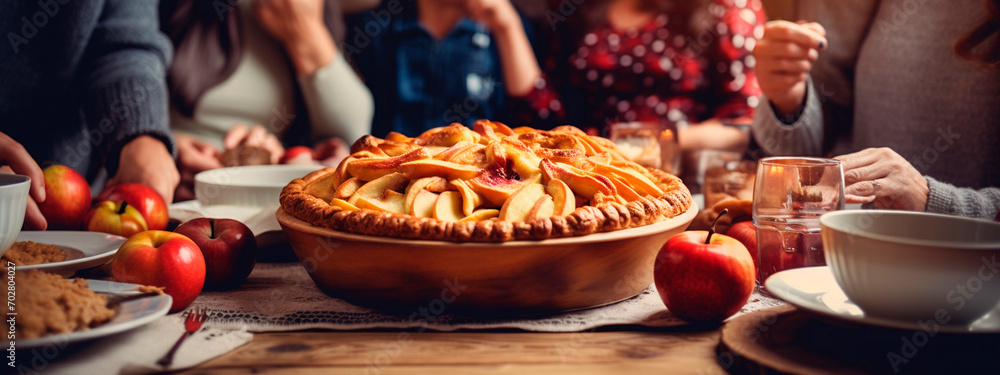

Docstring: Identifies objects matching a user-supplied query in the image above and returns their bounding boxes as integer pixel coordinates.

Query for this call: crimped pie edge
[279,167,693,242]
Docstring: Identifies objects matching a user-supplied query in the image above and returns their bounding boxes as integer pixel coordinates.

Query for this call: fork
[157,308,207,367]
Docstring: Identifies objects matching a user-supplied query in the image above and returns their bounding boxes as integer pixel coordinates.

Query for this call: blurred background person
[161,0,374,201]
[346,0,541,137]
[1,0,179,224]
[754,0,1000,218]
[504,0,765,156]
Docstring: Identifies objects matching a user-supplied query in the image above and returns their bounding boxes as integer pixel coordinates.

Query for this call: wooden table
[182,329,729,374]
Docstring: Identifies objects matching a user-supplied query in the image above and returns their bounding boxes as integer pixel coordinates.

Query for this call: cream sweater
[171,1,373,148]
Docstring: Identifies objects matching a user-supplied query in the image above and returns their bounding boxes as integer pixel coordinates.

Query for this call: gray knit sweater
[0,0,174,184]
[754,0,1000,219]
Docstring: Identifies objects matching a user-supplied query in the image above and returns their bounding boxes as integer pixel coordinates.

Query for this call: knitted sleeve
[924,177,1000,219]
[81,0,175,176]
[750,78,825,156]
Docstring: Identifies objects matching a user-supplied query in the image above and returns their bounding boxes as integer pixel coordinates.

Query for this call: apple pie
[280,121,692,241]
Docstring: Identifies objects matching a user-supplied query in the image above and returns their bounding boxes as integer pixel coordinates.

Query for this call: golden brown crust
[280,123,692,242]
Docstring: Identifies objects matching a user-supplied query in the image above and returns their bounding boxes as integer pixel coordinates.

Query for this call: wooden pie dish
[276,202,697,316]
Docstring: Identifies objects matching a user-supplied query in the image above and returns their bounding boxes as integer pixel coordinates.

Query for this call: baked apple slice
[346,148,431,181]
[525,195,555,222]
[410,190,438,218]
[404,177,448,214]
[499,183,549,222]
[349,173,409,213]
[334,177,364,200]
[546,179,576,216]
[330,198,359,211]
[599,161,664,196]
[416,123,481,147]
[450,179,484,216]
[398,159,480,181]
[356,190,407,214]
[434,191,466,222]
[459,208,500,222]
[539,159,615,200]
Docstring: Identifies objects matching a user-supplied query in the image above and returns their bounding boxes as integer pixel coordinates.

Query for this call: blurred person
[0,0,180,216]
[345,0,541,137]
[342,0,383,14]
[501,0,765,155]
[753,0,1000,218]
[162,0,374,201]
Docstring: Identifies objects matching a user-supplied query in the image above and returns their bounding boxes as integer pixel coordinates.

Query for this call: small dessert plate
[12,231,126,277]
[765,266,1000,333]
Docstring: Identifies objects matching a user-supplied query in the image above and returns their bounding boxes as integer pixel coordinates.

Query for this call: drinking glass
[699,150,756,208]
[752,157,844,284]
[609,121,680,175]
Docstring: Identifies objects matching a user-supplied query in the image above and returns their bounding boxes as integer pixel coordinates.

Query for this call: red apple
[111,230,206,312]
[654,230,756,323]
[37,164,92,229]
[85,201,148,238]
[725,220,758,270]
[97,183,169,230]
[279,146,316,165]
[173,218,257,290]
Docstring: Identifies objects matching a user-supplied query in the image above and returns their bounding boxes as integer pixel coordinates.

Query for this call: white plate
[13,231,126,277]
[765,266,1000,333]
[15,279,172,349]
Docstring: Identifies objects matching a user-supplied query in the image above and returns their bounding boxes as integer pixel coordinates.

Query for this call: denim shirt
[347,10,508,138]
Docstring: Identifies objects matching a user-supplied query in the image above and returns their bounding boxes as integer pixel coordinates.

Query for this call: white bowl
[0,174,30,258]
[194,165,321,207]
[821,210,1000,324]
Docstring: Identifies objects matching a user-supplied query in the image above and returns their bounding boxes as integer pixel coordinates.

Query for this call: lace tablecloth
[189,262,784,333]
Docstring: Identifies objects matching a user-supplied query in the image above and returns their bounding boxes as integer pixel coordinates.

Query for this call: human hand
[752,20,828,118]
[174,133,224,202]
[224,124,285,165]
[254,0,336,75]
[313,137,350,167]
[108,135,180,204]
[835,147,929,211]
[0,132,46,230]
[466,0,520,33]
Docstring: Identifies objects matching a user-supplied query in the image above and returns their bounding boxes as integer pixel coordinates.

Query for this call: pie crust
[280,122,692,242]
